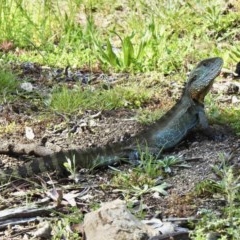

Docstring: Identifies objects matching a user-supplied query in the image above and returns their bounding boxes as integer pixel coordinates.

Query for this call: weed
[112,171,155,192]
[158,155,188,173]
[194,179,225,197]
[64,155,78,181]
[229,45,240,64]
[0,122,16,135]
[112,170,170,198]
[111,146,180,198]
[93,32,148,71]
[192,153,240,239]
[48,83,152,114]
[127,200,147,220]
[0,69,19,101]
[195,152,240,199]
[205,5,222,30]
[205,94,240,135]
[0,0,95,66]
[52,207,83,240]
[89,202,101,211]
[137,109,164,125]
[136,145,185,176]
[136,145,163,178]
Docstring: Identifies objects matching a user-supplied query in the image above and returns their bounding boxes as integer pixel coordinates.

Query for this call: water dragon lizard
[0,57,223,182]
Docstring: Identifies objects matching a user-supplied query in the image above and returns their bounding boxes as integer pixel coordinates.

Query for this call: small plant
[191,153,240,239]
[195,152,240,199]
[0,69,19,100]
[63,155,78,181]
[137,109,164,125]
[93,32,148,71]
[206,94,240,135]
[112,171,155,191]
[111,145,181,198]
[205,5,222,29]
[47,86,89,114]
[194,179,225,197]
[229,44,240,63]
[0,122,16,135]
[136,145,186,176]
[159,156,189,173]
[52,206,83,240]
[136,144,163,178]
[112,171,170,198]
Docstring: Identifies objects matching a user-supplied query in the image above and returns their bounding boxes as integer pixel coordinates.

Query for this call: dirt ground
[0,63,239,238]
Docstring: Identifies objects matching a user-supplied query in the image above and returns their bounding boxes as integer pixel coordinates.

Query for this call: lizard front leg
[197,107,209,129]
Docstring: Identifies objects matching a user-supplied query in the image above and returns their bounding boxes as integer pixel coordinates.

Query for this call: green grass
[136,108,165,124]
[206,94,240,135]
[216,107,240,134]
[48,82,153,114]
[0,0,94,67]
[191,154,240,239]
[52,207,83,240]
[0,69,19,101]
[0,0,239,72]
[110,147,184,199]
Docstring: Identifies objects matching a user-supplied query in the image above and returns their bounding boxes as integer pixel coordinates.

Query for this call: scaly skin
[138,57,223,150]
[0,57,223,182]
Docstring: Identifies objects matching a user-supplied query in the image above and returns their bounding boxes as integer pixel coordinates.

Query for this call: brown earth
[0,63,239,239]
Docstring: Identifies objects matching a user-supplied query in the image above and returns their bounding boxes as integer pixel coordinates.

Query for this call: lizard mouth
[191,80,214,104]
[191,84,212,104]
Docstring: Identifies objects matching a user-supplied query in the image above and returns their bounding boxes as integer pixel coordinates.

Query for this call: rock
[25,126,35,140]
[232,95,239,104]
[83,199,158,240]
[32,221,52,239]
[142,218,175,235]
[20,82,33,92]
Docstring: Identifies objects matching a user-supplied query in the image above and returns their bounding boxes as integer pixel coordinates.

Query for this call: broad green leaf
[123,36,134,67]
[150,182,171,196]
[106,39,119,67]
[136,40,147,60]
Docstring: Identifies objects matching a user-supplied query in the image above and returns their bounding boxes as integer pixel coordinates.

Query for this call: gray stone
[83,199,158,240]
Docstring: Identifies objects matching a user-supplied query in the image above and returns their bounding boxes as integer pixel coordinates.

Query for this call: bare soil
[0,63,239,239]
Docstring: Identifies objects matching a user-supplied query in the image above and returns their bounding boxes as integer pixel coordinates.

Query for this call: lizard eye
[202,62,208,67]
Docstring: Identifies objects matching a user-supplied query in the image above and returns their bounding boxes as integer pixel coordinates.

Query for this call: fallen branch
[0,204,55,230]
[0,217,38,231]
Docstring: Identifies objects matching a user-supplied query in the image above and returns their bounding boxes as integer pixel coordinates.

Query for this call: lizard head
[187,57,223,104]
